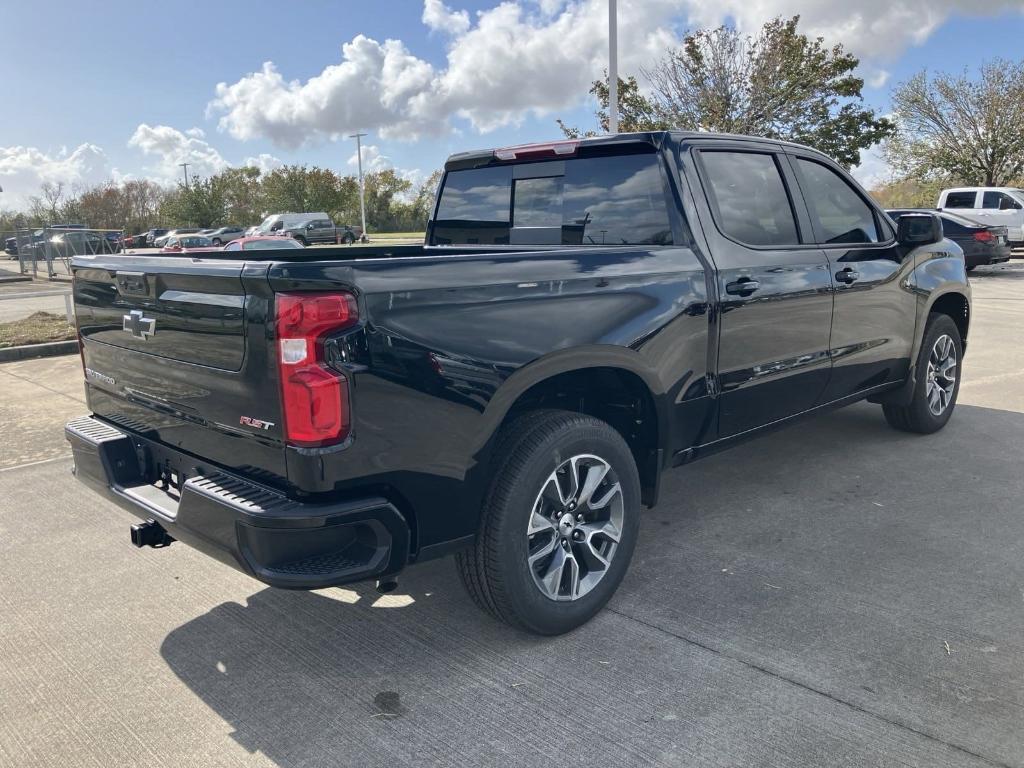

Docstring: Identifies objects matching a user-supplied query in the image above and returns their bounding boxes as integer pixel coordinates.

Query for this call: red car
[161,235,222,253]
[222,236,306,252]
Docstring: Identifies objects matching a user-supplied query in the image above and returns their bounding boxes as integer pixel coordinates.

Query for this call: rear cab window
[431,151,676,246]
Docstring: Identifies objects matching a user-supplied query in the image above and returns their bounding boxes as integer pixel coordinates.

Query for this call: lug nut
[576,514,584,521]
[573,530,583,540]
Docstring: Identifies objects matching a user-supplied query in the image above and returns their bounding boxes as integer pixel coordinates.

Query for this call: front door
[787,154,917,401]
[692,147,834,438]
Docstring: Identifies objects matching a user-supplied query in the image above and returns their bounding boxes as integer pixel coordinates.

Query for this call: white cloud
[0,143,111,209]
[128,123,230,181]
[867,69,891,89]
[347,144,391,172]
[244,153,284,173]
[422,0,471,34]
[207,0,1016,148]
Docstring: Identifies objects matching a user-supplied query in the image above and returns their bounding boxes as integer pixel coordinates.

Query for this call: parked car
[937,187,1024,245]
[206,226,246,246]
[153,228,201,248]
[123,232,150,248]
[255,212,331,236]
[888,209,1011,271]
[47,230,117,257]
[4,236,18,257]
[278,217,342,246]
[65,132,970,635]
[223,236,305,251]
[102,232,123,252]
[145,228,169,247]
[161,235,221,253]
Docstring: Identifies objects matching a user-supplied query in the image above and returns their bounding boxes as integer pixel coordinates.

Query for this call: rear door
[691,144,834,437]
[787,153,916,401]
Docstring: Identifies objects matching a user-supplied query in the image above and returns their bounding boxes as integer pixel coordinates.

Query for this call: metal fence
[2,226,124,279]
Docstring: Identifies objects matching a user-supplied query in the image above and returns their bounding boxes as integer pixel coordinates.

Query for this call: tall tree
[560,16,893,168]
[886,60,1024,186]
[558,75,667,138]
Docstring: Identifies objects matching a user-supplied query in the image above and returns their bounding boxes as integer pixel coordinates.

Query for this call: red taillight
[275,292,358,447]
[494,140,579,161]
[974,230,996,243]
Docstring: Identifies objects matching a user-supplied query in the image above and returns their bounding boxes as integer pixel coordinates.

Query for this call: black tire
[883,313,962,434]
[343,233,355,245]
[456,410,641,635]
[212,238,222,246]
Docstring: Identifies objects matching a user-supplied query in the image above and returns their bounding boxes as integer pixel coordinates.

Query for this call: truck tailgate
[73,255,289,489]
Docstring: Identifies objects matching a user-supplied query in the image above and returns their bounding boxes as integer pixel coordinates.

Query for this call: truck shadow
[159,401,1024,767]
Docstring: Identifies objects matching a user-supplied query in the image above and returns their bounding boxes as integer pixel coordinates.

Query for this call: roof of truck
[444,130,830,170]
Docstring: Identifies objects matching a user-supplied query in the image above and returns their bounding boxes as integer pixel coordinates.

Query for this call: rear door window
[944,191,978,209]
[698,151,800,247]
[794,158,880,244]
[432,153,675,246]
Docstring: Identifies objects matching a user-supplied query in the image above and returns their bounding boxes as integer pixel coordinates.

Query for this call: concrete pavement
[1,263,1023,767]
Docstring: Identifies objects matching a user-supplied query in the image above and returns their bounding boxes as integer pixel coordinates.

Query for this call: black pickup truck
[66,132,970,635]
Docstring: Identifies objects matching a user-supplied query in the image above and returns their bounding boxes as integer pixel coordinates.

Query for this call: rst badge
[123,309,155,339]
[240,416,275,431]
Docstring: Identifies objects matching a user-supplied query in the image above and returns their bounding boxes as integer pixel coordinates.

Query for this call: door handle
[725,277,761,296]
[835,268,860,284]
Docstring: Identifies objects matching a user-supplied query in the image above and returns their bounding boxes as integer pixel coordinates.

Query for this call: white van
[937,187,1024,244]
[255,212,330,235]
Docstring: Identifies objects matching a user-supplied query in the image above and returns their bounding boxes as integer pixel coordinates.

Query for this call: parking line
[0,455,72,473]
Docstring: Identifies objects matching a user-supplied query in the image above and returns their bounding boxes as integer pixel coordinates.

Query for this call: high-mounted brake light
[275,292,358,448]
[974,230,996,243]
[494,140,579,161]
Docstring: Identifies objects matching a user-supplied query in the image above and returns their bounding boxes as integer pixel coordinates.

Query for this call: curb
[0,340,78,363]
[0,275,31,284]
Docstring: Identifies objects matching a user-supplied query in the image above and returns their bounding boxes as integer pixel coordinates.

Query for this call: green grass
[369,231,425,240]
[0,311,76,348]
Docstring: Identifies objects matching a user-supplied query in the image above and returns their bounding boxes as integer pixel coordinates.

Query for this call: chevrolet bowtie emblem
[123,309,156,339]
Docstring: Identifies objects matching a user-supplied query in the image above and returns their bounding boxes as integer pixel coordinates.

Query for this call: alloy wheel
[925,334,957,416]
[526,454,624,601]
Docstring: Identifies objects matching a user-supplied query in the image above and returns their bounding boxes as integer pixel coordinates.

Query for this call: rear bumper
[65,415,410,589]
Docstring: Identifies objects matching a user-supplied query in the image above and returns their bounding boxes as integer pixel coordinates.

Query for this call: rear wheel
[212,238,222,246]
[883,313,962,434]
[343,233,355,245]
[456,410,640,635]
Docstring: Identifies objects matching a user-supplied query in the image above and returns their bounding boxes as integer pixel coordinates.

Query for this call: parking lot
[1,263,1022,767]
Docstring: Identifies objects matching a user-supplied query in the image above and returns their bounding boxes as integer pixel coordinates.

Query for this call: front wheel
[883,313,962,434]
[456,410,641,635]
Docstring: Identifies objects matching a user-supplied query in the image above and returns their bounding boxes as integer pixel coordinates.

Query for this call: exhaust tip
[375,577,399,594]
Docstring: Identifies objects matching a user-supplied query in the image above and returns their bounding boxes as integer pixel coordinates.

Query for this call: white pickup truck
[937,187,1024,245]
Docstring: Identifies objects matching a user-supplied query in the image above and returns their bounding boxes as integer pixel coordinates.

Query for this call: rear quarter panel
[267,246,710,554]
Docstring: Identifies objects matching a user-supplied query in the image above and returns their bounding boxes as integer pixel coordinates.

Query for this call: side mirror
[896,213,942,247]
[306,223,315,230]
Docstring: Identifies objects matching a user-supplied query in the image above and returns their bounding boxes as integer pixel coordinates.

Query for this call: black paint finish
[70,131,971,581]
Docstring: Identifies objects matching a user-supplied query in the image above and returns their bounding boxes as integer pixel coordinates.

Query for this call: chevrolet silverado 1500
[66,132,970,634]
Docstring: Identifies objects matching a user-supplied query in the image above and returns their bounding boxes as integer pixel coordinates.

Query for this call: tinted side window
[699,151,799,246]
[983,191,1022,210]
[795,158,879,244]
[944,191,977,209]
[433,154,675,246]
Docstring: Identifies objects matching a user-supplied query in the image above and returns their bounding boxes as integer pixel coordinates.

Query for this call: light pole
[178,162,190,189]
[349,132,368,240]
[608,0,618,133]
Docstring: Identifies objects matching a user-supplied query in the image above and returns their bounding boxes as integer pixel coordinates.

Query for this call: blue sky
[2,0,1023,208]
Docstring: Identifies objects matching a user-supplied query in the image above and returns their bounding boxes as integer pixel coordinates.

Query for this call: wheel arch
[927,291,970,352]
[479,346,670,508]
